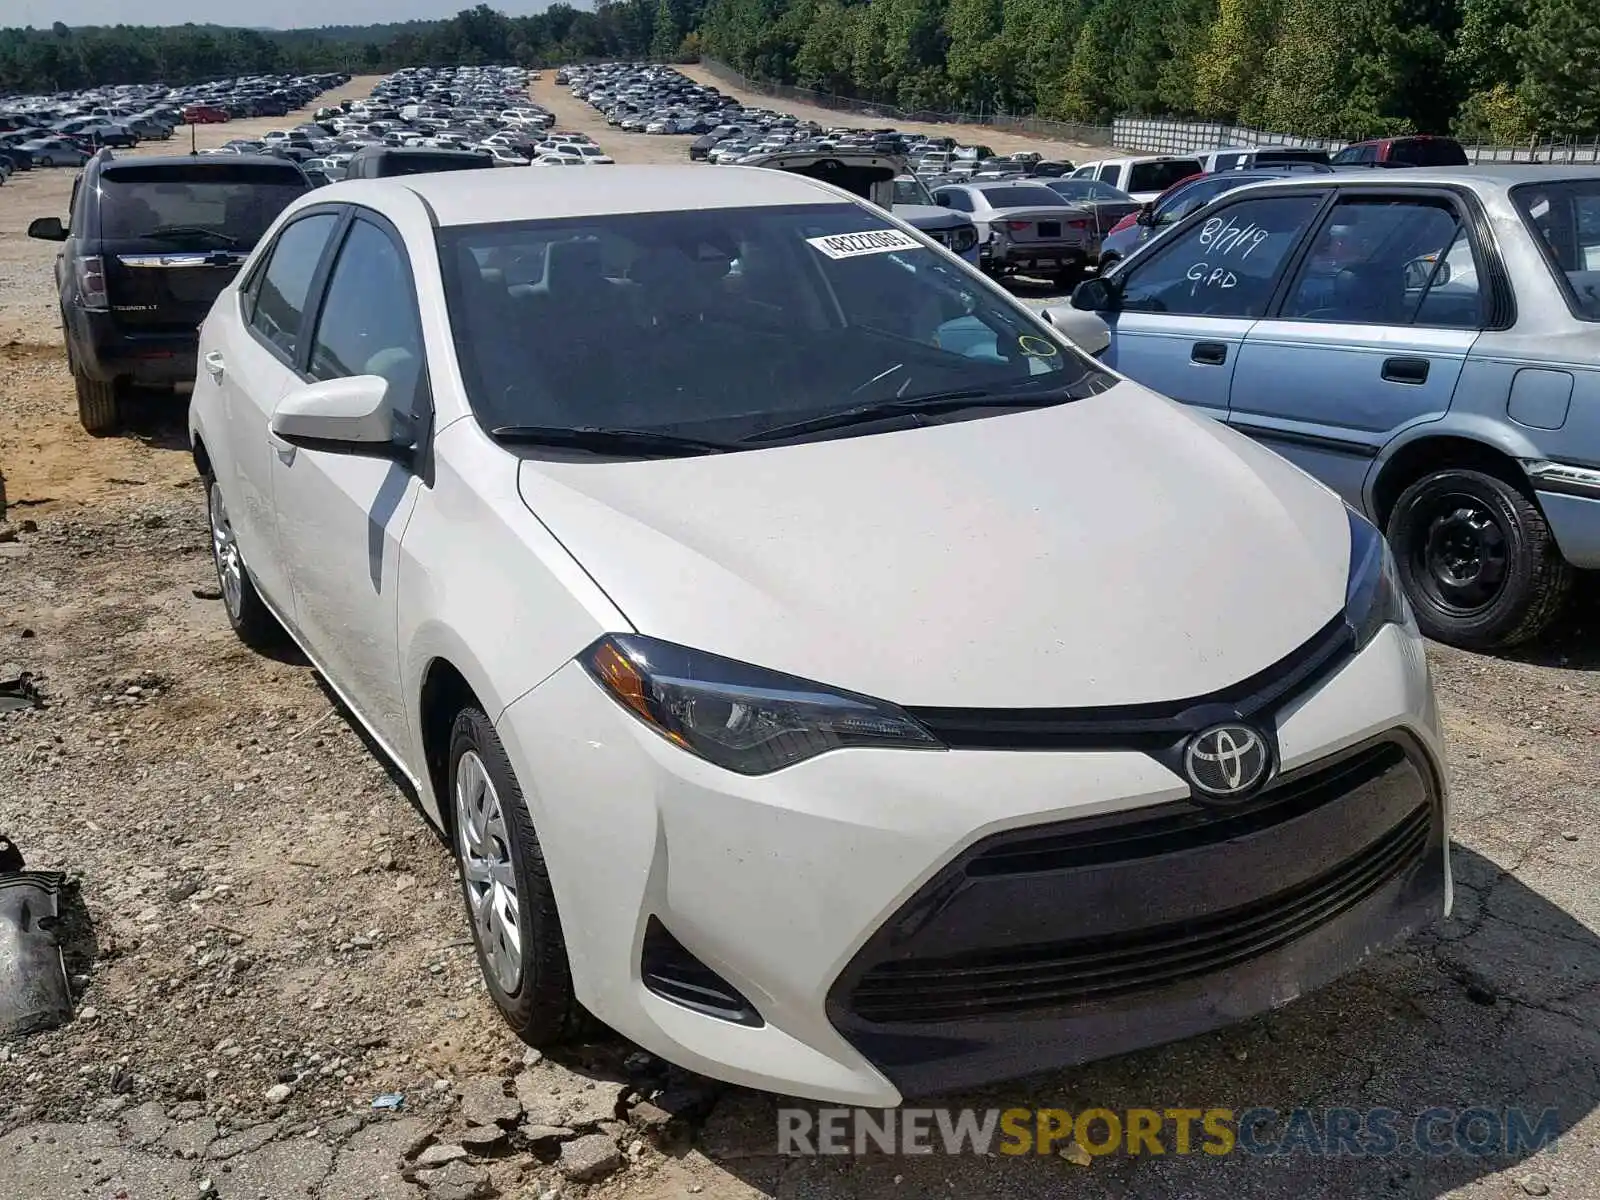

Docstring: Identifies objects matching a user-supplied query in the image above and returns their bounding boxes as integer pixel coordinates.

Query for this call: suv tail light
[73,255,109,311]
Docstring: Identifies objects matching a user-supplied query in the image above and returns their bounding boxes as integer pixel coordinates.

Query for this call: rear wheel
[205,477,286,650]
[1387,467,1571,649]
[74,375,121,436]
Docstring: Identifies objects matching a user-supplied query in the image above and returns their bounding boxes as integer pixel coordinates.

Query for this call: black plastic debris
[0,669,41,713]
[0,837,73,1037]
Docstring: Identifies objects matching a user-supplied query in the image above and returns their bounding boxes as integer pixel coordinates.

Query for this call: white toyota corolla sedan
[189,165,1450,1105]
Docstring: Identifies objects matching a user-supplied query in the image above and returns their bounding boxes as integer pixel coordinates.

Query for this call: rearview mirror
[27,216,66,241]
[1070,276,1118,313]
[1042,306,1111,357]
[269,375,402,455]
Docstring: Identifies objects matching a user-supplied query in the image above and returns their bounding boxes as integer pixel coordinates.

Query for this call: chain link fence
[695,59,1115,148]
[1113,115,1600,165]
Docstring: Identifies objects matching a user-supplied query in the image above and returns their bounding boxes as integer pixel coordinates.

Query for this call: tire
[204,476,286,650]
[448,706,586,1046]
[74,374,121,435]
[1387,467,1572,650]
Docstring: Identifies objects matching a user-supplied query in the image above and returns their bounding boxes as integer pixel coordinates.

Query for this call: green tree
[1520,0,1600,135]
[651,0,682,58]
[1191,0,1279,120]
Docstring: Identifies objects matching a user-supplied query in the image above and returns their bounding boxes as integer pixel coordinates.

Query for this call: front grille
[968,740,1405,877]
[1038,221,1061,238]
[849,803,1431,1023]
[907,613,1352,752]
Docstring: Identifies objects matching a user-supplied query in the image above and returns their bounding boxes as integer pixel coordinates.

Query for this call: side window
[938,189,972,213]
[1331,146,1358,165]
[1214,153,1243,171]
[1282,197,1479,328]
[1358,144,1379,164]
[1072,165,1096,179]
[1118,195,1325,319]
[307,217,427,423]
[248,212,338,359]
[1097,164,1121,184]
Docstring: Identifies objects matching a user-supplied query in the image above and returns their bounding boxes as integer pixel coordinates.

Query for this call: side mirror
[1070,276,1118,313]
[27,216,66,241]
[1134,203,1155,228]
[1042,306,1111,357]
[269,375,402,455]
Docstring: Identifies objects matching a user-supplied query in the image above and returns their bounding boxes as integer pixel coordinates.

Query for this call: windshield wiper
[142,225,241,247]
[488,425,741,457]
[742,384,1086,444]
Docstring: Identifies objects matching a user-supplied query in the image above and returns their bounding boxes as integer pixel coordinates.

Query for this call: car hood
[515,385,1351,709]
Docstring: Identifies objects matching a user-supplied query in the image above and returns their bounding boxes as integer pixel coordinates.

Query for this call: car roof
[318,163,857,225]
[1211,165,1600,197]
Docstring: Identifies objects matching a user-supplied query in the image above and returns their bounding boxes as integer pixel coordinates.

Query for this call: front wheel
[449,707,586,1045]
[1387,467,1572,649]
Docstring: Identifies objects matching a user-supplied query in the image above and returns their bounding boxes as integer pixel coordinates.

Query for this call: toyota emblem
[1184,724,1271,798]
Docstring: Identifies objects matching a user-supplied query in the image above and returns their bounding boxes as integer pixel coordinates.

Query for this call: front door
[1227,193,1484,507]
[269,213,430,753]
[1101,191,1328,422]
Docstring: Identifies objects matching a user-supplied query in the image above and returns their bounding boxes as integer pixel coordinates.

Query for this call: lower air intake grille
[848,804,1431,1024]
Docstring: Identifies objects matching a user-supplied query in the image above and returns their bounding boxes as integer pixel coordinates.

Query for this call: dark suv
[28,150,310,433]
[1330,136,1469,168]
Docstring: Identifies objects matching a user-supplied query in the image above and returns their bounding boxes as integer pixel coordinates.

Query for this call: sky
[3,0,570,28]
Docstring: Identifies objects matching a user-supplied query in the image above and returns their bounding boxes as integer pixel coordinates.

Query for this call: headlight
[581,635,944,774]
[1345,508,1415,651]
[949,225,979,254]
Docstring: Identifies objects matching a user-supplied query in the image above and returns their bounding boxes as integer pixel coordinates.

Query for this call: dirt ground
[0,70,1598,1200]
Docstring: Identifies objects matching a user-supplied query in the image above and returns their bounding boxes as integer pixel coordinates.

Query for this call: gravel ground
[0,71,1597,1200]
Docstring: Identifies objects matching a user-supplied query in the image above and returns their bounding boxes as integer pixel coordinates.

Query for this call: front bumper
[495,622,1447,1105]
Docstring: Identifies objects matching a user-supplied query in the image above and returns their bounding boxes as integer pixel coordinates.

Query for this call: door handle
[1382,356,1430,385]
[203,350,226,380]
[1192,341,1228,366]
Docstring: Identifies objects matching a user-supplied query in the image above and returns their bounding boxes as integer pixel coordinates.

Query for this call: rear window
[97,164,309,245]
[1388,139,1468,167]
[975,185,1069,208]
[1128,159,1204,193]
[1511,179,1600,321]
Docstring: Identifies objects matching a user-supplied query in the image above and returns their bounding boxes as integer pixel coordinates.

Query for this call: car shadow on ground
[1504,572,1600,671]
[117,388,192,454]
[686,844,1597,1198]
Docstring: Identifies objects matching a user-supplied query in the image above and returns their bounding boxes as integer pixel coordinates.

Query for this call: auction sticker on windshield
[807,229,923,259]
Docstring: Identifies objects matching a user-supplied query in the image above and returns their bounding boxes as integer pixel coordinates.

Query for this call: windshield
[1047,179,1135,203]
[97,166,308,244]
[892,177,935,206]
[1128,160,1203,193]
[1512,180,1600,321]
[976,185,1070,208]
[437,203,1111,449]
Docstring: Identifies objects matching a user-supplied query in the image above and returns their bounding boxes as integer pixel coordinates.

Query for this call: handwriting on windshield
[1181,215,1274,294]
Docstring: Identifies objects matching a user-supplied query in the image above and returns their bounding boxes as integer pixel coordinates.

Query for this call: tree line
[0,3,703,97]
[697,0,1599,141]
[3,0,1597,142]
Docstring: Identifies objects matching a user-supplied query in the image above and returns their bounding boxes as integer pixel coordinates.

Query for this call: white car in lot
[189,165,1449,1105]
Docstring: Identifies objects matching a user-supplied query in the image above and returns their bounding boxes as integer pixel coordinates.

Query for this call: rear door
[1227,190,1485,506]
[212,208,343,614]
[97,160,309,336]
[1099,190,1327,421]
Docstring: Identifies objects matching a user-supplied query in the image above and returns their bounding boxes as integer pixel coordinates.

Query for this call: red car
[182,105,230,125]
[1104,172,1202,237]
[1329,135,1467,168]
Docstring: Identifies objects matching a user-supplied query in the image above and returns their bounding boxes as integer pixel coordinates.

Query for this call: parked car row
[0,72,348,170]
[203,65,611,178]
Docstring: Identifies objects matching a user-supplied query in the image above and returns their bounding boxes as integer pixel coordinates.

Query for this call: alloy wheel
[208,482,244,620]
[455,749,523,993]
